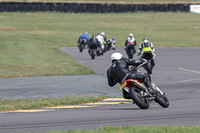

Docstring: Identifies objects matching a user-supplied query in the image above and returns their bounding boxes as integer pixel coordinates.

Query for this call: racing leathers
[138,42,156,66]
[78,33,90,47]
[125,36,137,48]
[107,57,155,99]
[96,34,105,54]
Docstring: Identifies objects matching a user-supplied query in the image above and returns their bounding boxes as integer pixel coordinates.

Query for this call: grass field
[0,0,199,4]
[0,12,200,78]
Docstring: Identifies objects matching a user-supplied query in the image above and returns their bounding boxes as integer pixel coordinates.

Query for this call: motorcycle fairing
[120,79,145,90]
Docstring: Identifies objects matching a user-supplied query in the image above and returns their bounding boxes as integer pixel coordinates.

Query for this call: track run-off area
[0,47,200,133]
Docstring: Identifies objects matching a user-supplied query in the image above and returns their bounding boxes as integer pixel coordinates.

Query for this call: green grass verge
[41,125,200,133]
[0,12,200,78]
[0,95,106,112]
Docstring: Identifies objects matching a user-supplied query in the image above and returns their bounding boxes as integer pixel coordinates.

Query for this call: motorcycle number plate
[120,82,127,90]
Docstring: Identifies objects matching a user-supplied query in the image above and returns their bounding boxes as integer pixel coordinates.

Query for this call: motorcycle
[105,36,116,52]
[139,51,155,74]
[119,59,169,109]
[125,43,136,59]
[88,42,101,60]
[78,38,87,53]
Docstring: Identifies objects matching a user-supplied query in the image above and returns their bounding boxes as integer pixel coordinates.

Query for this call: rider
[138,37,156,66]
[88,34,98,53]
[125,33,137,49]
[101,32,107,45]
[96,32,105,54]
[107,52,156,99]
[77,32,90,47]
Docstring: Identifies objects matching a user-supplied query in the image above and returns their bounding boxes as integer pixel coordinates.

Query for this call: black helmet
[143,37,149,41]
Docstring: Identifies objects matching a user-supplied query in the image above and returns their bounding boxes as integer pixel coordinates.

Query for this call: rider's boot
[144,75,156,96]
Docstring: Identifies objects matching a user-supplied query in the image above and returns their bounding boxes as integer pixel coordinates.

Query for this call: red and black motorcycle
[119,59,169,109]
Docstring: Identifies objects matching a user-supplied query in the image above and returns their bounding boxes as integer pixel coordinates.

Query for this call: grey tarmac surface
[0,47,200,133]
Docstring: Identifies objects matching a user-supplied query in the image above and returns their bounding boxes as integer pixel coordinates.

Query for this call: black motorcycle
[78,38,87,53]
[140,51,155,74]
[88,42,101,60]
[125,43,136,59]
[104,36,116,52]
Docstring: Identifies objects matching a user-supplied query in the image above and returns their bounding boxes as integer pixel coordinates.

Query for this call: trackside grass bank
[0,0,199,4]
[43,125,200,133]
[0,95,105,112]
[0,12,199,78]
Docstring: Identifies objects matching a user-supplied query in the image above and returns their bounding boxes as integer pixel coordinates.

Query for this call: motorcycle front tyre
[129,87,149,109]
[155,93,169,108]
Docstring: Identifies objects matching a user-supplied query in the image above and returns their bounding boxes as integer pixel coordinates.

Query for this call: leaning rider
[77,32,90,47]
[107,52,156,99]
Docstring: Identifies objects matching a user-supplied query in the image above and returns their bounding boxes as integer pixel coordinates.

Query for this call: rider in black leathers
[107,52,156,99]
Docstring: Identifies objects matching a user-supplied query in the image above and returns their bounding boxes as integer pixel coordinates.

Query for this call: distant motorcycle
[119,59,169,109]
[78,38,87,53]
[125,43,136,59]
[105,36,116,52]
[139,51,155,74]
[88,42,101,60]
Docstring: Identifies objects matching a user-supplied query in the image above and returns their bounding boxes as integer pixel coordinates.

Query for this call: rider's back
[96,34,104,44]
[108,59,130,83]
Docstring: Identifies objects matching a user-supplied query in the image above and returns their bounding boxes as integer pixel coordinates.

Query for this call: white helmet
[84,32,88,34]
[101,32,105,36]
[111,52,123,61]
[143,39,149,43]
[129,33,133,37]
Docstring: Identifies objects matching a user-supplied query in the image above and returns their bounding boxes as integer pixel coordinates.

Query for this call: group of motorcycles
[78,36,116,60]
[123,41,169,109]
[125,43,155,75]
[78,36,169,110]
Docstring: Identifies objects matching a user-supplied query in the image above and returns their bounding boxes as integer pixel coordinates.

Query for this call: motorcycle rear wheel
[155,93,169,108]
[146,60,152,74]
[90,49,96,60]
[79,44,84,53]
[129,87,149,109]
[128,49,134,59]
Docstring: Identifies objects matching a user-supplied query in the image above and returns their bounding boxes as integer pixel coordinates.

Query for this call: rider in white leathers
[96,33,105,54]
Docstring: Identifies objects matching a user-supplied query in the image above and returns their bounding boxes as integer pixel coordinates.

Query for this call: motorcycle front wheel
[155,93,169,108]
[129,87,149,109]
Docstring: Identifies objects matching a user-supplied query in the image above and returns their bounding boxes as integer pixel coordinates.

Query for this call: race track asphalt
[0,47,200,133]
